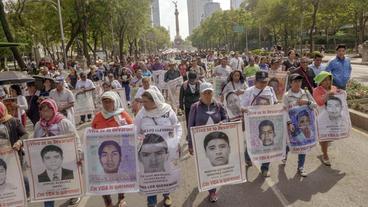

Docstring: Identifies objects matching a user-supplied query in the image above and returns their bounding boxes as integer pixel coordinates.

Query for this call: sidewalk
[322,53,368,65]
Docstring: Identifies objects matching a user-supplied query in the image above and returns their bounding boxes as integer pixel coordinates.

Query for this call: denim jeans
[44,201,54,207]
[285,146,306,169]
[147,193,170,205]
[122,83,131,101]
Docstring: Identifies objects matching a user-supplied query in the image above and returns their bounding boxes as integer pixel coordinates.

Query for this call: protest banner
[214,77,227,100]
[246,76,255,87]
[0,147,26,207]
[244,104,287,163]
[84,125,139,195]
[268,71,288,101]
[167,77,183,111]
[73,91,95,116]
[138,125,180,195]
[317,92,352,141]
[287,106,317,153]
[24,135,83,202]
[190,122,246,192]
[152,70,166,90]
[224,92,242,121]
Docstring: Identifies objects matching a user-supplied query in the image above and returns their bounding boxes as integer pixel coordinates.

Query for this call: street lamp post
[56,0,68,70]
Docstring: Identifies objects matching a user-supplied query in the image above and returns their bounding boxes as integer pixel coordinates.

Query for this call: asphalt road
[28,122,368,207]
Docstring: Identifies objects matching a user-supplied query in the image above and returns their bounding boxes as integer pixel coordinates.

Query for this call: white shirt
[230,57,244,71]
[75,79,96,90]
[240,86,278,107]
[110,80,122,89]
[134,108,182,141]
[16,95,28,120]
[214,65,232,78]
[134,85,161,100]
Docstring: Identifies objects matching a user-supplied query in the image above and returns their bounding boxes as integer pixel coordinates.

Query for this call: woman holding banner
[0,102,29,196]
[221,70,248,98]
[33,99,81,207]
[313,71,339,166]
[283,74,317,177]
[187,82,228,203]
[91,91,132,207]
[134,89,182,207]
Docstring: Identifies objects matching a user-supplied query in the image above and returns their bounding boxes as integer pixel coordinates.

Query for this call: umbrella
[0,71,34,85]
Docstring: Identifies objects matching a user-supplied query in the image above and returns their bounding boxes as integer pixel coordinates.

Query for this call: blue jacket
[325,56,352,89]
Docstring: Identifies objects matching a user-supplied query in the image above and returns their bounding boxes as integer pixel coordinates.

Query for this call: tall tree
[0,0,26,70]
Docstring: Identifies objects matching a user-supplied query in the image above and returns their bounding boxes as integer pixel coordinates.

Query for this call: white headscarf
[143,88,172,117]
[101,91,124,119]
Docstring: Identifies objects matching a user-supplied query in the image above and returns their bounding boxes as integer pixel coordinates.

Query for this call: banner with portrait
[0,147,26,207]
[84,125,139,195]
[214,77,227,99]
[244,104,287,163]
[317,92,352,141]
[287,106,317,153]
[224,92,242,121]
[268,71,288,101]
[114,88,128,109]
[152,70,166,90]
[167,77,183,111]
[138,125,180,195]
[23,135,83,202]
[73,91,95,116]
[190,122,246,192]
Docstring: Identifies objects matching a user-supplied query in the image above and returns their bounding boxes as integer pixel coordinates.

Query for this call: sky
[159,0,230,40]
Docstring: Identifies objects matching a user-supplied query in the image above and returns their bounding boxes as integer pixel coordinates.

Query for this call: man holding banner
[283,73,317,177]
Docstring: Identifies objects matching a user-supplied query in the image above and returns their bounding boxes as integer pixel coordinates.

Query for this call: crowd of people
[0,43,352,207]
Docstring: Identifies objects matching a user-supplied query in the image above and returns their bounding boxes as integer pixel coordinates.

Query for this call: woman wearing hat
[187,82,228,202]
[313,71,339,166]
[282,73,317,177]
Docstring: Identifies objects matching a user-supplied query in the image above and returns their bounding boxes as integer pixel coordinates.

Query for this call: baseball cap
[255,71,269,82]
[200,82,214,93]
[289,73,303,82]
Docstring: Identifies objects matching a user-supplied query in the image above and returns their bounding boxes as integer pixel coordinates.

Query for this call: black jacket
[179,81,200,110]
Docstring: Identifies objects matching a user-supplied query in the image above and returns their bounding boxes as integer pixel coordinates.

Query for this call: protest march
[0,45,355,207]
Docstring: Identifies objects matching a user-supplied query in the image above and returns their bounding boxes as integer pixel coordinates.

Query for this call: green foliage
[190,0,368,51]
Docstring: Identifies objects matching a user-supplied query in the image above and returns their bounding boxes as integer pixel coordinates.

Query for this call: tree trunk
[309,0,319,53]
[0,0,26,70]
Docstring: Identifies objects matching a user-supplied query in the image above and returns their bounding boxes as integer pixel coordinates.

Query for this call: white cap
[200,82,214,93]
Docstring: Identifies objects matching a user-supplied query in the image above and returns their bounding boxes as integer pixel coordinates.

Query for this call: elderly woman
[187,82,228,203]
[132,77,162,114]
[134,89,182,207]
[33,99,81,207]
[313,71,339,166]
[91,91,132,207]
[0,101,29,196]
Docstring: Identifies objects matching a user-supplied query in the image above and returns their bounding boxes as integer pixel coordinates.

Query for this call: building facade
[230,0,244,9]
[204,2,221,19]
[151,0,160,27]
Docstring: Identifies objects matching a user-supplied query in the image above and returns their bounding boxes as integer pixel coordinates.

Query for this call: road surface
[28,122,368,207]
